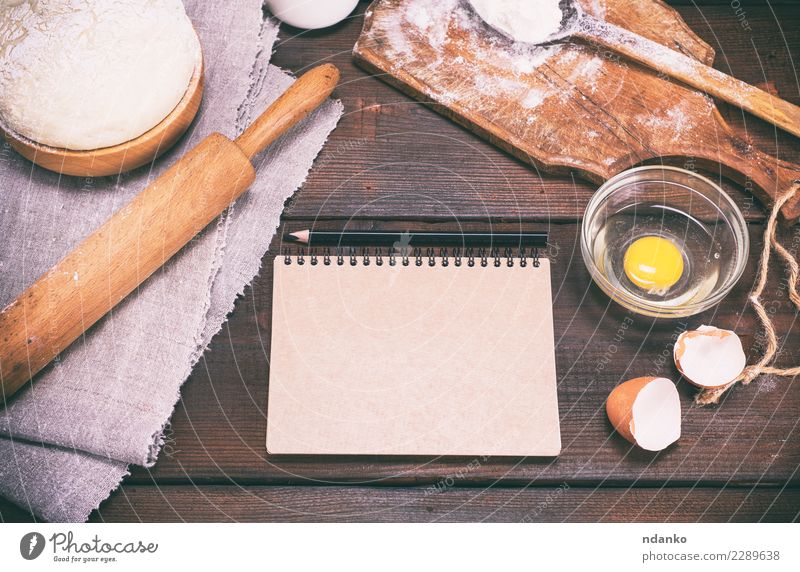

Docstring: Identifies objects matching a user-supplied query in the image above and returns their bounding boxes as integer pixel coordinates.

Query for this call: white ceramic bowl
[266,0,359,30]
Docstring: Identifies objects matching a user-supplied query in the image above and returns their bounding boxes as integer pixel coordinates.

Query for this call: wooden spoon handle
[236,63,340,159]
[575,17,800,138]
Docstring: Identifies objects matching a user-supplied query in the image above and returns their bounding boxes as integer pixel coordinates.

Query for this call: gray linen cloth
[0,1,342,521]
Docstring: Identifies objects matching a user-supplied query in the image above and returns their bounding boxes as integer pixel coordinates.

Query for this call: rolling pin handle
[0,64,340,401]
[235,63,341,160]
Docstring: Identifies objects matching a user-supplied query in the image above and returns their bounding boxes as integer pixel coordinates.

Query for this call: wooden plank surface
[2,1,799,522]
[122,221,800,487]
[5,486,797,523]
[106,1,800,520]
[277,4,800,223]
[89,486,800,522]
[353,0,800,221]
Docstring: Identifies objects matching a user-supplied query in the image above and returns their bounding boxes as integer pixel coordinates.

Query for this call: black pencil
[283,230,548,247]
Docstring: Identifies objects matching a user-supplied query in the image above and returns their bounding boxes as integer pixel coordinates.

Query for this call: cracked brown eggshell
[606,376,681,452]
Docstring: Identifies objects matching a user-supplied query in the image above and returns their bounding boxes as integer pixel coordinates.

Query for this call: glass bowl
[581,166,749,318]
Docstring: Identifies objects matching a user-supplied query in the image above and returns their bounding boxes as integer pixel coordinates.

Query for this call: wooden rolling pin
[0,63,340,400]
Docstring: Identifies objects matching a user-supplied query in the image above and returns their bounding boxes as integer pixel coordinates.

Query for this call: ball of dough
[0,0,200,150]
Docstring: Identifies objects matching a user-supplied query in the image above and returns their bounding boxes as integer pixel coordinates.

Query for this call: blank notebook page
[266,256,560,456]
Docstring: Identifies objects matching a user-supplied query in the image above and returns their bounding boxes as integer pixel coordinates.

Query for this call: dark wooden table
[3,0,799,522]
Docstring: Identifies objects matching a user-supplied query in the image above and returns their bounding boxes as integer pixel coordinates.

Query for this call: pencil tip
[285,230,309,244]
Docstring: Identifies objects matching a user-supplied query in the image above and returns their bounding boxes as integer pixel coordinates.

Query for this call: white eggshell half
[674,325,746,389]
[630,378,681,451]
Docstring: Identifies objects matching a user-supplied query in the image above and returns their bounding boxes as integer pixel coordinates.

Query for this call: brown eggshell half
[606,376,681,451]
[606,376,657,446]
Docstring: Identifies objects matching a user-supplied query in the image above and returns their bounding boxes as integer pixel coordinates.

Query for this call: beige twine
[696,181,800,406]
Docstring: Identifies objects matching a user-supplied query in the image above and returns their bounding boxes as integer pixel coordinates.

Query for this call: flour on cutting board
[568,56,604,91]
[586,0,606,18]
[521,89,546,109]
[639,96,713,143]
[364,0,712,150]
[372,0,614,119]
[643,103,690,141]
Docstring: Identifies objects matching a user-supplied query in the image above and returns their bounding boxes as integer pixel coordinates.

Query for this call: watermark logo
[20,532,46,560]
[392,231,413,255]
[15,530,158,564]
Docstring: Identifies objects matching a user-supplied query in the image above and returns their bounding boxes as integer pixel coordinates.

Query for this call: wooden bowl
[0,39,204,178]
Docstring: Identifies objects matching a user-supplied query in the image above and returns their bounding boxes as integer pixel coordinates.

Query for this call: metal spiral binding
[281,246,541,267]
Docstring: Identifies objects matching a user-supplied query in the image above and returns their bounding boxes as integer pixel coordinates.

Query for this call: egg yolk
[623,236,684,292]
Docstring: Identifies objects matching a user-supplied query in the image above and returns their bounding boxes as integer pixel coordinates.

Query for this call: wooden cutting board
[353,0,800,221]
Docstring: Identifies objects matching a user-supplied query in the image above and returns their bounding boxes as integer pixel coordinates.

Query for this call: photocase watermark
[160,422,181,458]
[0,141,13,169]
[521,482,570,522]
[392,231,413,256]
[772,226,800,301]
[749,225,800,359]
[652,320,689,375]
[20,532,46,561]
[594,315,635,375]
[80,175,95,193]
[740,177,757,219]
[19,530,158,564]
[425,456,489,495]
[545,241,560,262]
[379,231,415,288]
[581,36,630,106]
[730,0,752,33]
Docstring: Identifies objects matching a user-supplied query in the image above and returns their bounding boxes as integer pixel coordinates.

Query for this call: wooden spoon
[469,0,800,138]
[0,32,204,178]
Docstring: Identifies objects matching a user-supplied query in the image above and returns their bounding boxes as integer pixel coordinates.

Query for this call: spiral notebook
[266,248,561,456]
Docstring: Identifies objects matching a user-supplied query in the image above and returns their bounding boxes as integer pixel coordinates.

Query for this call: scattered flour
[377,0,720,148]
[400,0,458,51]
[521,89,546,109]
[757,376,777,393]
[580,15,699,79]
[558,49,580,67]
[586,0,607,18]
[368,0,715,157]
[567,55,604,92]
[641,100,692,142]
[381,0,567,113]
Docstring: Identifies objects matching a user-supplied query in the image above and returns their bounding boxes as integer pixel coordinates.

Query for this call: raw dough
[469,0,563,44]
[0,0,200,150]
